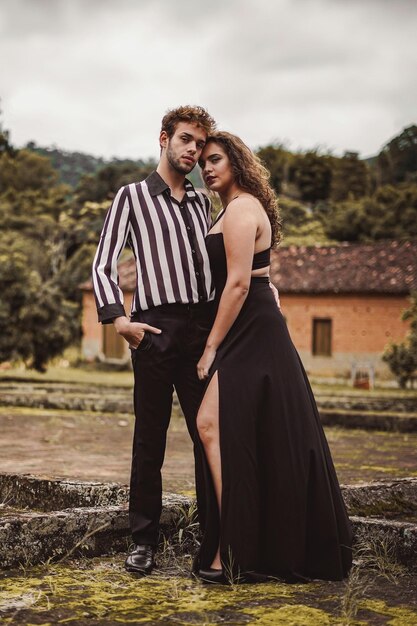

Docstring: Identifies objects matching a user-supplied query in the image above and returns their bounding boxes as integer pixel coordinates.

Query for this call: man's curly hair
[161,105,216,138]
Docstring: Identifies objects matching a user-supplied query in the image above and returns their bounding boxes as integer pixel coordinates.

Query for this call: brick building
[269,240,416,377]
[81,240,417,378]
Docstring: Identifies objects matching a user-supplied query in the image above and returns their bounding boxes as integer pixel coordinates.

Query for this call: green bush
[383,293,417,388]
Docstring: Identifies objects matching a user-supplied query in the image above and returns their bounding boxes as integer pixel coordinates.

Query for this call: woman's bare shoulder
[226,193,262,219]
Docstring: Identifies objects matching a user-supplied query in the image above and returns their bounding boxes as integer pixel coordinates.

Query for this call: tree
[24,142,158,189]
[289,152,332,204]
[0,136,86,370]
[383,293,417,388]
[368,184,417,239]
[74,160,155,206]
[0,128,15,158]
[321,198,367,241]
[25,141,105,187]
[275,197,332,245]
[56,200,111,300]
[330,152,370,202]
[0,101,15,157]
[0,234,78,371]
[0,149,58,193]
[279,197,310,228]
[256,144,290,194]
[376,125,417,185]
[323,183,417,242]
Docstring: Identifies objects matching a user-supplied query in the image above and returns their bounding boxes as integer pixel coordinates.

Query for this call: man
[92,105,217,575]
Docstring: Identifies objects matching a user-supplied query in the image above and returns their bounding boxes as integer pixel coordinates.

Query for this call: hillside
[25,142,158,188]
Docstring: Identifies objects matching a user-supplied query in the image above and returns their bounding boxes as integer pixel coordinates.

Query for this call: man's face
[162,122,207,175]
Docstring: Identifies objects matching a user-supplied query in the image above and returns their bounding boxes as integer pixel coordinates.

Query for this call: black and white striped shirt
[92,171,215,323]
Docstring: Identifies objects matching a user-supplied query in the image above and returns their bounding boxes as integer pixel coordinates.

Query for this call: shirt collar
[145,171,169,196]
[145,170,203,206]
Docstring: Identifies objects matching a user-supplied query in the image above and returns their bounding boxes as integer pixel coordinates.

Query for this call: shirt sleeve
[91,186,131,324]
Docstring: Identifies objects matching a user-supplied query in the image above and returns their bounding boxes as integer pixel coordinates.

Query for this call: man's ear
[159,130,168,150]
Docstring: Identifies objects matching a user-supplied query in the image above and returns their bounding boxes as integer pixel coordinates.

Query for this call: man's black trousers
[129,301,213,546]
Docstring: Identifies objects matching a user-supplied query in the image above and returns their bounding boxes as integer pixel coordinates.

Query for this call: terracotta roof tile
[270,240,417,294]
[82,240,417,295]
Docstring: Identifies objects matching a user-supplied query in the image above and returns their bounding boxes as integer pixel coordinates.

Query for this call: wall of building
[81,291,134,361]
[280,293,410,377]
[81,290,411,377]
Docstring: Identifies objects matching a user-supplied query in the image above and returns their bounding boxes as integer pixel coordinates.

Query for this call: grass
[339,565,371,625]
[311,382,417,398]
[0,364,133,387]
[354,534,407,584]
[1,363,416,399]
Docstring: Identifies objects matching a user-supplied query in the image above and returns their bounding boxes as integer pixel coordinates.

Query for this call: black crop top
[252,247,270,269]
[209,205,271,270]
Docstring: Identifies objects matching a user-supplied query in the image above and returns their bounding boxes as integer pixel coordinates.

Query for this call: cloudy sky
[1,0,416,161]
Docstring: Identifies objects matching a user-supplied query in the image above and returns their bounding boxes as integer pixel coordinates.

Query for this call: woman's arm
[197,198,259,379]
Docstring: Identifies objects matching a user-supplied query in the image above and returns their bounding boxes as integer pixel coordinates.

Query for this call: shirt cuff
[97,303,127,324]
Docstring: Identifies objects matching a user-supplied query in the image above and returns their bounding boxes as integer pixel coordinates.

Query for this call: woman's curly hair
[204,131,282,247]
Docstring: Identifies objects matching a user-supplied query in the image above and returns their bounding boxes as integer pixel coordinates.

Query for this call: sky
[1,0,416,161]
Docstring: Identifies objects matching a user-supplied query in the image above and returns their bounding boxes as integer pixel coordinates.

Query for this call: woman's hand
[197,346,217,380]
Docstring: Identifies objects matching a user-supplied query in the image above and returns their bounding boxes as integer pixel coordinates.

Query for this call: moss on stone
[359,599,417,625]
[1,559,417,625]
[243,604,333,625]
[0,562,323,625]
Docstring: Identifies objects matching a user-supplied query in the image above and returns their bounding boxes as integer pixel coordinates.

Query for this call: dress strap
[211,209,226,229]
[211,195,240,228]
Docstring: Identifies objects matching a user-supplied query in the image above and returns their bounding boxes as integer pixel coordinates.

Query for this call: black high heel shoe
[198,567,226,584]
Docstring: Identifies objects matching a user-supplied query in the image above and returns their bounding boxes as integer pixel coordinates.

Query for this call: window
[103,324,126,359]
[312,318,332,356]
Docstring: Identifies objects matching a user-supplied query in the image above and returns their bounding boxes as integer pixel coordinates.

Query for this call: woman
[194,132,352,584]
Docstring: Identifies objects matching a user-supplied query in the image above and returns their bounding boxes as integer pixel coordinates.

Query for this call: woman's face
[199,142,235,194]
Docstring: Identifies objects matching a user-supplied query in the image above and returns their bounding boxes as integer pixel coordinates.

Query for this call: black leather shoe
[125,544,156,575]
[198,567,225,584]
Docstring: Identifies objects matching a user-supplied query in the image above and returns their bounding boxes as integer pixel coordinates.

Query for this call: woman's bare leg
[196,371,222,569]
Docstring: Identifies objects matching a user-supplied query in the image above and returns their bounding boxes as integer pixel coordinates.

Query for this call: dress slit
[195,366,223,569]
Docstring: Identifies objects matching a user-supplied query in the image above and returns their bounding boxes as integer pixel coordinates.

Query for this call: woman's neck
[219,184,242,208]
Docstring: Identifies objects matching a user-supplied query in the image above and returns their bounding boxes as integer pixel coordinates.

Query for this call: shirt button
[187,226,191,230]
[196,272,200,276]
[192,249,196,254]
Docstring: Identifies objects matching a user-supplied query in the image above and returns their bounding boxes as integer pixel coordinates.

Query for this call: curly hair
[161,105,216,138]
[204,131,282,247]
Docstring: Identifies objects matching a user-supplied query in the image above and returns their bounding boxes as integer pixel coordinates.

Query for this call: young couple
[92,105,352,584]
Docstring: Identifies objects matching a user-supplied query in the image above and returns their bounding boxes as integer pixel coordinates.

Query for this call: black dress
[194,232,352,582]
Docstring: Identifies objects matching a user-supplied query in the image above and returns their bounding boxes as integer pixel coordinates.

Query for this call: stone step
[1,473,417,571]
[0,392,133,414]
[1,502,416,571]
[316,395,417,413]
[352,515,417,571]
[320,408,417,432]
[1,382,416,419]
[0,473,129,512]
[2,474,417,517]
[341,478,417,516]
[1,391,416,431]
[0,493,190,570]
